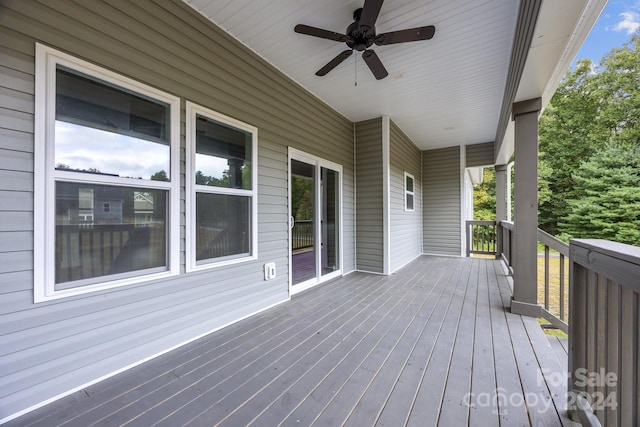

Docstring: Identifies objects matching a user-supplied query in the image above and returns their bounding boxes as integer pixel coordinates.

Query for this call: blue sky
[575,0,640,66]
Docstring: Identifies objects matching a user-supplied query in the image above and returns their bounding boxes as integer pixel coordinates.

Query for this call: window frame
[404,171,415,212]
[185,101,258,272]
[34,43,181,302]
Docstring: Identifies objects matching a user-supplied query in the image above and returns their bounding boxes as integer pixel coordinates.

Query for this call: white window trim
[404,171,415,212]
[185,101,259,272]
[34,43,180,302]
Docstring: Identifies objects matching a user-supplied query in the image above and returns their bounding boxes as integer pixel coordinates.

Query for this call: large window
[186,102,258,271]
[34,44,180,301]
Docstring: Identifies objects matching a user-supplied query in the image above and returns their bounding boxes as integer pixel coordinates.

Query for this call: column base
[510,299,542,318]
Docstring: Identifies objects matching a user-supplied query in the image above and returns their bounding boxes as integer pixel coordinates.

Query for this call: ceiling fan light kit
[294,0,435,80]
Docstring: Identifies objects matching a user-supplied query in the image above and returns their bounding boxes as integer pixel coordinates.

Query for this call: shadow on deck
[10,256,576,426]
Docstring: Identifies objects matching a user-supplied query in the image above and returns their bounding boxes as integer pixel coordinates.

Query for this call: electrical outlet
[264,262,276,280]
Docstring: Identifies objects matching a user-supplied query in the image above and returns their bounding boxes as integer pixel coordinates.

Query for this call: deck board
[548,335,569,371]
[487,257,532,426]
[372,259,459,426]
[406,257,472,426]
[7,256,577,427]
[468,259,500,426]
[435,257,477,426]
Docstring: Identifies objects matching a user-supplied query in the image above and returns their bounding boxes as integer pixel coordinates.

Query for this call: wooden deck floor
[292,250,315,284]
[10,256,577,427]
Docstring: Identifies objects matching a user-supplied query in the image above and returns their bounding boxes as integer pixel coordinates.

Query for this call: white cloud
[613,11,640,35]
[55,121,170,179]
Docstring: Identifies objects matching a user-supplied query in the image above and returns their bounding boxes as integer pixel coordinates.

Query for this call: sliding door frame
[288,147,343,295]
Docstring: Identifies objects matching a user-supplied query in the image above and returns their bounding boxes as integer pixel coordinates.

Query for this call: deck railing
[56,224,135,282]
[495,221,569,331]
[482,222,639,425]
[499,220,514,272]
[568,239,640,427]
[537,228,569,332]
[292,220,313,251]
[465,220,497,256]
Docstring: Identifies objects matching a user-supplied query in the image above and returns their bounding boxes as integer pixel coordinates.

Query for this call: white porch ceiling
[183,0,606,155]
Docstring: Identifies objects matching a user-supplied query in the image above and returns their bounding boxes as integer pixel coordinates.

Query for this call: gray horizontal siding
[466,142,495,167]
[389,121,422,272]
[422,147,461,256]
[355,118,383,273]
[0,0,354,420]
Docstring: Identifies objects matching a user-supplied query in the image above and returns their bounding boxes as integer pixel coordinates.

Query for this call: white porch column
[511,98,542,317]
[495,164,507,260]
[495,164,507,222]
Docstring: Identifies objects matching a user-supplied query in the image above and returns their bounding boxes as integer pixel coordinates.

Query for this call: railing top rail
[537,228,569,257]
[498,220,514,230]
[571,238,640,293]
[465,220,497,226]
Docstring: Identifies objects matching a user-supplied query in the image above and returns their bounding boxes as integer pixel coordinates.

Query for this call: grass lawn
[537,252,569,319]
[538,318,568,338]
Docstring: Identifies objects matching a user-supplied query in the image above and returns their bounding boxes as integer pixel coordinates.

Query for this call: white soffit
[184,0,519,150]
[183,0,606,154]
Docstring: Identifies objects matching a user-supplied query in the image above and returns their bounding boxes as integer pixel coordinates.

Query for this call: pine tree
[539,35,640,235]
[560,143,640,245]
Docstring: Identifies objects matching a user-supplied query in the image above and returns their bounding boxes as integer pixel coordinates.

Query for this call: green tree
[150,170,169,181]
[538,59,602,234]
[539,34,640,234]
[195,170,230,187]
[594,37,640,147]
[560,143,640,245]
[473,168,496,220]
[291,176,313,220]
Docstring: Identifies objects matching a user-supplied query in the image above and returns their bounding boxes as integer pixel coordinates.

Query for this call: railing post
[496,222,503,260]
[568,243,587,421]
[510,98,542,318]
[466,221,471,257]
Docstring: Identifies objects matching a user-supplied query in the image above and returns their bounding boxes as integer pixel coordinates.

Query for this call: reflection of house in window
[78,188,94,223]
[134,192,155,225]
[56,183,126,225]
[95,198,122,223]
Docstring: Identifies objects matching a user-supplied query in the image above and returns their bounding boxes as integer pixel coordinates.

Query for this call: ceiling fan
[294,0,435,80]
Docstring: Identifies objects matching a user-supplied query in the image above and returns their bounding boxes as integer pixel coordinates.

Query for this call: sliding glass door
[289,149,342,294]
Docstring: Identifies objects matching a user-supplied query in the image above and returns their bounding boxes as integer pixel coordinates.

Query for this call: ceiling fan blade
[316,50,353,76]
[358,0,384,33]
[375,25,436,45]
[362,50,388,80]
[294,24,348,42]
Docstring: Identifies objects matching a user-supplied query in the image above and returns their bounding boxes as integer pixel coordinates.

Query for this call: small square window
[404,172,415,212]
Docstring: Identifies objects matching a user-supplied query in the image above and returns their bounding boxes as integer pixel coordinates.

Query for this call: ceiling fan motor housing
[347,8,376,51]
